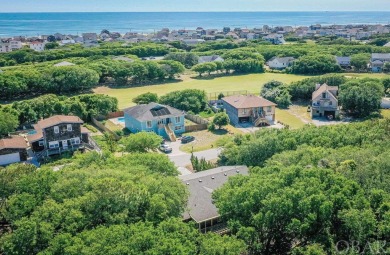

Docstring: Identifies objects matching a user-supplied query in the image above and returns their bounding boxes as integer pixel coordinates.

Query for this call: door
[62,140,68,149]
[0,152,21,166]
[166,118,170,124]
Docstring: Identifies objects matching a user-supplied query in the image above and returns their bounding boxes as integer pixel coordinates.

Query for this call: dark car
[181,136,195,144]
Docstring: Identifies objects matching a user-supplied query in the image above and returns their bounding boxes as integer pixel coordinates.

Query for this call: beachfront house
[311,83,339,119]
[0,136,29,166]
[27,115,90,157]
[266,56,295,69]
[371,53,390,72]
[222,95,277,127]
[181,166,249,233]
[123,103,185,141]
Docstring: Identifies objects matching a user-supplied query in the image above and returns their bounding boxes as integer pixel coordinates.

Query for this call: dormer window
[322,93,327,99]
[67,124,72,131]
[54,126,59,134]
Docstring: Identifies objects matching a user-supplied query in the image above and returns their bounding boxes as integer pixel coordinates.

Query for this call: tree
[383,78,390,94]
[46,35,56,42]
[383,62,390,73]
[289,54,341,75]
[0,110,19,137]
[213,112,230,129]
[159,60,185,79]
[44,42,59,50]
[132,92,158,105]
[159,89,207,113]
[164,52,199,68]
[350,53,370,72]
[121,132,162,153]
[102,132,118,152]
[261,81,290,108]
[192,62,217,76]
[339,78,384,117]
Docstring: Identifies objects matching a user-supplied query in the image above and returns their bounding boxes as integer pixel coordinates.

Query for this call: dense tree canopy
[289,54,341,75]
[120,132,162,153]
[261,80,291,108]
[132,92,159,105]
[0,110,19,137]
[159,89,207,114]
[339,78,384,117]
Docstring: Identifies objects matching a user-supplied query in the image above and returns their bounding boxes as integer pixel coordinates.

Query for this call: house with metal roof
[123,103,185,141]
[266,56,295,69]
[222,95,277,127]
[311,83,339,119]
[198,55,224,64]
[180,165,249,233]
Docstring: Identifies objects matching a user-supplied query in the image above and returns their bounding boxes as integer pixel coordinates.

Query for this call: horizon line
[1,10,390,14]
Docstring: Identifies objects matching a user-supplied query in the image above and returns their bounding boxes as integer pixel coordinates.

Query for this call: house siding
[0,148,28,162]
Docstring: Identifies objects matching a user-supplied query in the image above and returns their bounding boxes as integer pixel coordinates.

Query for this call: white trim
[54,126,59,134]
[67,124,72,131]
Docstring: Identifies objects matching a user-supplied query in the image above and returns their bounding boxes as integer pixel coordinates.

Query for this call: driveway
[166,140,222,176]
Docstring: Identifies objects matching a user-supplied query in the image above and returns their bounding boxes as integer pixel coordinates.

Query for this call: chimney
[315,83,321,91]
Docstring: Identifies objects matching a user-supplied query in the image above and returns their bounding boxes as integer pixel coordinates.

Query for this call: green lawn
[382,109,390,119]
[275,108,307,129]
[94,73,311,109]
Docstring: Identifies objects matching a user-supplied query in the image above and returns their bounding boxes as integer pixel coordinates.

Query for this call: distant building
[53,61,76,67]
[311,84,339,118]
[198,55,224,64]
[267,56,295,69]
[335,56,351,68]
[123,103,185,142]
[181,165,249,233]
[0,136,28,166]
[82,33,98,43]
[222,95,276,127]
[263,33,285,45]
[29,41,46,52]
[371,53,390,72]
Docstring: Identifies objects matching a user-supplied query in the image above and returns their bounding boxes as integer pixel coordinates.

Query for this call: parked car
[181,136,195,144]
[159,144,172,153]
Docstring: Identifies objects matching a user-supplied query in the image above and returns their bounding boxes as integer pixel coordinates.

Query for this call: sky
[1,0,390,12]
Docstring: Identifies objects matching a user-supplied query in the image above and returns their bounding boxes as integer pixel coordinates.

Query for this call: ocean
[0,12,389,37]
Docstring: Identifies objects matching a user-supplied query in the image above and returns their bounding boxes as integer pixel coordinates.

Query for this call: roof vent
[199,179,202,182]
[224,173,227,176]
[186,182,189,185]
[211,176,215,179]
[236,169,240,173]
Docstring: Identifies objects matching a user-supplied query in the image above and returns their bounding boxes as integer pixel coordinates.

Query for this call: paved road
[166,140,222,175]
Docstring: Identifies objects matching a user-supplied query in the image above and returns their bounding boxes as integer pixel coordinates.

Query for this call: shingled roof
[35,115,83,130]
[312,83,338,101]
[222,95,276,109]
[180,166,249,223]
[0,136,28,150]
[123,103,184,122]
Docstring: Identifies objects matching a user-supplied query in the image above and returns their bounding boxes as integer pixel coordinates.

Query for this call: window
[38,140,44,146]
[329,101,333,106]
[175,117,181,123]
[267,106,272,112]
[322,93,327,99]
[67,124,72,131]
[175,126,182,131]
[243,109,247,114]
[49,141,59,149]
[158,119,164,125]
[71,137,80,145]
[54,126,59,134]
[146,121,152,128]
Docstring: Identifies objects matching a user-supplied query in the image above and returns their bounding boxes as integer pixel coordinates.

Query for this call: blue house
[123,103,185,141]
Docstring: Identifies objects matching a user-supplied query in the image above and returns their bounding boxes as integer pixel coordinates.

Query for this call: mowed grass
[275,108,307,129]
[94,73,311,109]
[382,109,390,119]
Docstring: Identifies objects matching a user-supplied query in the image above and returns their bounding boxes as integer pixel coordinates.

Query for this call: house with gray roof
[198,55,224,64]
[266,56,295,69]
[123,103,185,141]
[335,56,351,68]
[371,53,390,72]
[180,165,249,233]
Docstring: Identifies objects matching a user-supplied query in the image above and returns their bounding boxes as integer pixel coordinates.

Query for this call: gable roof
[198,55,224,63]
[312,83,339,101]
[0,136,28,150]
[35,115,83,130]
[222,94,277,109]
[180,166,249,223]
[335,56,351,63]
[267,56,295,65]
[53,61,75,67]
[372,53,390,60]
[123,103,184,122]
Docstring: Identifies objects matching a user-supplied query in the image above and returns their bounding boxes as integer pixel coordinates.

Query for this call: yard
[180,125,242,153]
[275,108,307,129]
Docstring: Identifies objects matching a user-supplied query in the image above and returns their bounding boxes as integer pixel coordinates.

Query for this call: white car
[159,144,172,153]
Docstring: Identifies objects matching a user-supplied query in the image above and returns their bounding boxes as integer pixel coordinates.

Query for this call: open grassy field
[94,73,311,109]
[94,72,389,109]
[275,108,307,129]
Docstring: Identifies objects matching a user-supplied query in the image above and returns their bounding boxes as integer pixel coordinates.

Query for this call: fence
[185,114,209,132]
[207,90,249,101]
[91,117,121,141]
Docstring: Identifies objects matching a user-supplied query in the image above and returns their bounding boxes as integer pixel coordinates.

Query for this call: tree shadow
[211,129,228,136]
[105,78,183,89]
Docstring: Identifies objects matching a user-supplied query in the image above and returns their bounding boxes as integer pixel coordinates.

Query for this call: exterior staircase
[252,110,269,127]
[164,124,176,142]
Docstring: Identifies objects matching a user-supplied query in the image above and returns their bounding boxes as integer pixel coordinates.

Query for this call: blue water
[0,12,390,37]
[28,130,37,135]
[118,117,125,123]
